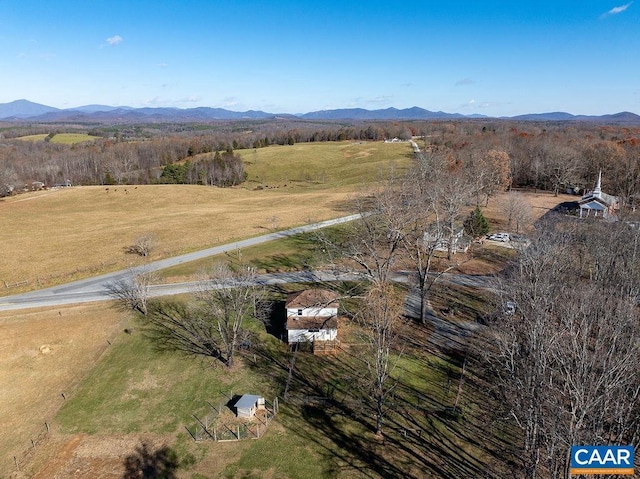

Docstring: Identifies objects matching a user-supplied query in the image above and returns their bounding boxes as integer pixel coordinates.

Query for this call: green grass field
[239,141,412,189]
[50,296,511,478]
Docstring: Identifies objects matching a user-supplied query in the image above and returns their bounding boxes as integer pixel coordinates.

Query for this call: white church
[579,172,619,219]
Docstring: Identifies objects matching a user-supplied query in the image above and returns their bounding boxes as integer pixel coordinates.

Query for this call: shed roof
[235,394,262,410]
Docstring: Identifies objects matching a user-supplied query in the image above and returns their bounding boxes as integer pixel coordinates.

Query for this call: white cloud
[455,78,476,86]
[179,96,201,103]
[221,97,240,108]
[601,2,632,18]
[157,62,169,68]
[459,99,477,109]
[368,96,392,105]
[348,96,393,107]
[106,35,123,46]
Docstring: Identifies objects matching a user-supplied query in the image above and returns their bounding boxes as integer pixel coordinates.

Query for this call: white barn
[285,289,339,344]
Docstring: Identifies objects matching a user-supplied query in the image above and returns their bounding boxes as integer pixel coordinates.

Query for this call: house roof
[287,315,339,331]
[285,289,339,309]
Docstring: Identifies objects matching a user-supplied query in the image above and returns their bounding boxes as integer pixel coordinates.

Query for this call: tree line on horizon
[0,120,639,206]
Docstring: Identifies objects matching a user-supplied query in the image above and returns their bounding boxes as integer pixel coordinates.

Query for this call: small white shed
[234,394,265,418]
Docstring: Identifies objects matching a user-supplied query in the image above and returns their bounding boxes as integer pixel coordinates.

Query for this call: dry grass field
[14,133,97,144]
[0,185,353,290]
[0,141,410,293]
[0,303,126,476]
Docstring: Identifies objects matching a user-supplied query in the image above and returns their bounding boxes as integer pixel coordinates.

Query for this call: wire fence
[187,394,279,442]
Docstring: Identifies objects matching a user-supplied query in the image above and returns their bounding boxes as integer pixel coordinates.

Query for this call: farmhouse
[234,394,265,418]
[285,289,339,352]
[579,172,619,219]
[423,227,470,254]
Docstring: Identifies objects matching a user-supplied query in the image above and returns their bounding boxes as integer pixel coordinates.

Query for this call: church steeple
[593,170,602,198]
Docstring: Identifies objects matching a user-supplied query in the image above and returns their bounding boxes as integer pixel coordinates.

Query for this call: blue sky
[0,0,638,115]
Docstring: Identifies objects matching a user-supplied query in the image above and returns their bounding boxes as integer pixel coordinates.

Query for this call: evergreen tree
[463,206,489,238]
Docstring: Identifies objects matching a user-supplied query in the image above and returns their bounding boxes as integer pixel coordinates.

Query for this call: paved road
[0,270,366,312]
[0,210,498,356]
[0,215,362,312]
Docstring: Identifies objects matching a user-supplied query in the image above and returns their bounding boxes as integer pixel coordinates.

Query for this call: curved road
[0,214,362,312]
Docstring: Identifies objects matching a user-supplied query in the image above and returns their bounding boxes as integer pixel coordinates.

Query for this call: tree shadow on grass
[246,306,516,478]
[122,442,180,479]
[261,299,287,341]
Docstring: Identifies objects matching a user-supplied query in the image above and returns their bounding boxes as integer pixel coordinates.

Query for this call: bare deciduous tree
[108,268,157,316]
[401,148,476,326]
[318,178,409,288]
[0,166,18,196]
[479,218,640,479]
[498,191,533,233]
[468,149,512,206]
[356,284,404,437]
[193,263,265,368]
[141,263,263,368]
[127,233,158,257]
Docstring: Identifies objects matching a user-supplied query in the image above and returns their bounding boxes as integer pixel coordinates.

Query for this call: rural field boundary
[187,392,279,442]
[6,316,127,476]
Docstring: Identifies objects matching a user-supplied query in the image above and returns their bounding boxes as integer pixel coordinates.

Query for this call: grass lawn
[158,227,334,281]
[55,322,276,436]
[20,286,511,479]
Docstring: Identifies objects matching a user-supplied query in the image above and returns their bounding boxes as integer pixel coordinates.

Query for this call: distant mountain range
[1,99,639,124]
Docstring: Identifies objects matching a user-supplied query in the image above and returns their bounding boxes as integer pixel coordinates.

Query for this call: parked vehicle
[488,233,510,242]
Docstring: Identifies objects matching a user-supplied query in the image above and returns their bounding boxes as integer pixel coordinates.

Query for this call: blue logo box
[570,446,634,475]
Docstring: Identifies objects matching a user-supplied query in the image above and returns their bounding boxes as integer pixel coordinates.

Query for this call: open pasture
[239,141,412,189]
[0,141,412,291]
[0,303,126,474]
[14,133,98,144]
